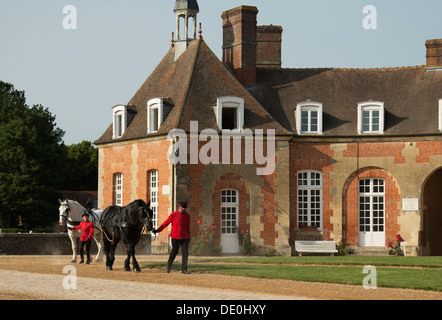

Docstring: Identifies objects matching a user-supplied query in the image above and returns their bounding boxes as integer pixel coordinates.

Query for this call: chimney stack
[426,39,442,69]
[222,6,258,88]
[257,25,283,68]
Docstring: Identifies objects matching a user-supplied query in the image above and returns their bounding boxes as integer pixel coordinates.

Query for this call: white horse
[58,199,104,263]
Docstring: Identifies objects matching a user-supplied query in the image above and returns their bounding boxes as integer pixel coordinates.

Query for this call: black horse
[100,199,153,272]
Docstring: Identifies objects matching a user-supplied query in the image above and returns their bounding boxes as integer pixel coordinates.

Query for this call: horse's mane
[66,199,86,210]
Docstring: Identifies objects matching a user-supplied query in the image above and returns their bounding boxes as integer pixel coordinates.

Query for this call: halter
[141,206,154,230]
[59,201,81,227]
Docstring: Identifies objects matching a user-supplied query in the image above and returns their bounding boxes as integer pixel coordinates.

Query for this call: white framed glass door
[149,170,159,230]
[114,173,123,206]
[358,178,385,247]
[220,189,239,253]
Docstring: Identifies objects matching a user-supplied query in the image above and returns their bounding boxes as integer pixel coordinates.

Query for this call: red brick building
[95,1,442,256]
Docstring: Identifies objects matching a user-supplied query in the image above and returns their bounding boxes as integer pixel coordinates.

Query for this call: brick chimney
[426,39,442,69]
[222,6,258,88]
[257,25,283,68]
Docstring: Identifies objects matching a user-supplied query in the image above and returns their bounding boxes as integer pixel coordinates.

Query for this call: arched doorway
[212,173,251,254]
[421,168,442,256]
[342,167,401,247]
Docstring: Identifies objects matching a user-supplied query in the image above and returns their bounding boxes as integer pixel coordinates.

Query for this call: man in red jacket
[69,212,95,264]
[153,201,190,274]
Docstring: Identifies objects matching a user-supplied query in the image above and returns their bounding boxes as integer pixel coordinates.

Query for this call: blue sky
[1,0,441,145]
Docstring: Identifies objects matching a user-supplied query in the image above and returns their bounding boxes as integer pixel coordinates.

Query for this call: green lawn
[144,256,442,292]
[196,256,442,268]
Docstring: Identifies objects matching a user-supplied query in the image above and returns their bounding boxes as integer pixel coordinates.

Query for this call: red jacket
[157,210,190,239]
[71,221,94,241]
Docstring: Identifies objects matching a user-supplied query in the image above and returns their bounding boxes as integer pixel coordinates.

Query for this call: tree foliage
[62,141,98,191]
[0,81,66,228]
[0,81,99,229]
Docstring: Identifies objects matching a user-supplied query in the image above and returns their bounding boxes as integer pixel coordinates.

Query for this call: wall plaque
[402,198,419,211]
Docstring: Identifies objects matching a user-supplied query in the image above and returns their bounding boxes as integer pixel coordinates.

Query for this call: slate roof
[252,66,442,137]
[174,0,199,11]
[95,39,288,145]
[95,38,442,145]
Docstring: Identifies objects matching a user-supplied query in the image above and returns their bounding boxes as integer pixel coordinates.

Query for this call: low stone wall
[0,233,151,255]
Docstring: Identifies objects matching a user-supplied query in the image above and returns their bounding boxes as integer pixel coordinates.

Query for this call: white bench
[295,241,338,256]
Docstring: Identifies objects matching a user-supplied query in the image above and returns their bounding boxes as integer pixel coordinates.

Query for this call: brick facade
[98,136,441,255]
[98,139,172,248]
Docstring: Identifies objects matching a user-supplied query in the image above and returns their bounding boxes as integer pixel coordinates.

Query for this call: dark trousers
[79,240,92,262]
[168,238,189,271]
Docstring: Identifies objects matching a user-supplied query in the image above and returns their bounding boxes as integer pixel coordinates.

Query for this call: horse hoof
[106,266,113,271]
[124,268,131,272]
[71,260,77,263]
[133,268,141,273]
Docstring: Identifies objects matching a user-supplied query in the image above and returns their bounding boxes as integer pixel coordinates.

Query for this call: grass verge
[144,256,442,292]
[196,256,442,268]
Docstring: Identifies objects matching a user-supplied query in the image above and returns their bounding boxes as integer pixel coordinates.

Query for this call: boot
[166,261,172,273]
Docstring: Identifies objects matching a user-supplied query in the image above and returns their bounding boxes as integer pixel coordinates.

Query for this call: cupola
[174,0,199,60]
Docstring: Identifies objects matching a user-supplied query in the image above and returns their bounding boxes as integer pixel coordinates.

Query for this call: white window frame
[439,99,442,132]
[114,173,123,206]
[297,170,323,230]
[149,170,159,230]
[220,189,239,235]
[216,97,244,132]
[147,98,164,133]
[357,102,385,134]
[112,105,127,139]
[358,178,385,233]
[295,102,323,134]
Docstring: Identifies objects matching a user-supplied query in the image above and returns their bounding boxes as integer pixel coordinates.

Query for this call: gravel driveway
[0,255,440,300]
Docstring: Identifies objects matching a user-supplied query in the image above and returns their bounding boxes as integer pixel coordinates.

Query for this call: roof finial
[198,22,203,40]
[171,32,175,48]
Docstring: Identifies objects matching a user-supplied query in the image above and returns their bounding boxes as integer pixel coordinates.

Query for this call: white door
[114,173,123,206]
[220,189,239,253]
[149,170,159,230]
[358,178,385,247]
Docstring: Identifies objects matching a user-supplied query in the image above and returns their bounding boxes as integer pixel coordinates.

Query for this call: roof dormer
[112,105,127,139]
[357,101,385,135]
[147,98,173,134]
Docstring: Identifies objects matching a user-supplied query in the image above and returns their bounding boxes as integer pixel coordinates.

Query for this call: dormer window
[357,102,384,134]
[295,102,323,134]
[112,105,127,139]
[147,98,173,134]
[216,96,244,132]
